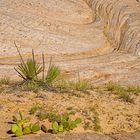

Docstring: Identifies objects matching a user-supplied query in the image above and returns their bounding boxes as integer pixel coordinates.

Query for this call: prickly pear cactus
[15,128,23,137]
[31,123,41,133]
[9,112,41,137]
[23,126,31,135]
[11,124,19,133]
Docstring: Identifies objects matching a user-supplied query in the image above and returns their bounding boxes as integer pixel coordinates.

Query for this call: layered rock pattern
[1,0,140,57]
[84,0,140,55]
[0,0,111,59]
[0,0,140,85]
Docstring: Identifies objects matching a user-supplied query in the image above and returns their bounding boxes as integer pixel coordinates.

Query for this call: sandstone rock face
[2,0,140,58]
[0,0,110,59]
[1,132,140,140]
[0,0,140,85]
[84,0,140,55]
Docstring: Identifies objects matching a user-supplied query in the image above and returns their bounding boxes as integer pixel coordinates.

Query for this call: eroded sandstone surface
[0,0,140,85]
[0,0,108,58]
[85,0,140,55]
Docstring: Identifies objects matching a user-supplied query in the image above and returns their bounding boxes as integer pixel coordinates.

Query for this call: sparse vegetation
[10,112,41,137]
[51,114,82,134]
[29,106,82,134]
[127,86,140,94]
[83,107,101,132]
[14,43,60,92]
[20,81,39,92]
[69,80,93,92]
[5,80,140,137]
[93,112,101,131]
[0,77,11,85]
[1,45,139,137]
[9,109,81,137]
[45,65,60,85]
[106,82,134,103]
[119,92,134,103]
[106,82,125,92]
[14,43,43,82]
[54,79,93,93]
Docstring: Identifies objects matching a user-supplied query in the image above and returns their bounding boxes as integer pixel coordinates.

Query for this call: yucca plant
[15,59,42,81]
[14,42,42,82]
[14,42,60,88]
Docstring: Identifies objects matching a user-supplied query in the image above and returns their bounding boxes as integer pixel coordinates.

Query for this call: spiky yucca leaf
[14,45,43,81]
[45,65,60,84]
[15,59,42,81]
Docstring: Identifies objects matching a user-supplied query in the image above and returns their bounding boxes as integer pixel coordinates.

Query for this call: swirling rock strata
[0,0,140,85]
[1,0,109,59]
[1,0,140,57]
[84,0,140,55]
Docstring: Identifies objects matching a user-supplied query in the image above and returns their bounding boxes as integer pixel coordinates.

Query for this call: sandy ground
[0,85,139,138]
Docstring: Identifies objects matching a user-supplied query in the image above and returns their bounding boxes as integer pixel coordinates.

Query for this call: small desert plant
[29,106,47,120]
[127,86,140,94]
[30,106,44,115]
[45,65,60,85]
[93,113,101,131]
[119,92,134,103]
[50,113,82,134]
[106,82,125,92]
[106,82,134,103]
[69,80,92,92]
[10,112,41,137]
[54,79,92,93]
[54,80,71,92]
[29,107,82,134]
[72,73,93,92]
[0,77,11,85]
[14,43,60,90]
[83,107,101,132]
[14,47,43,82]
[20,81,39,92]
